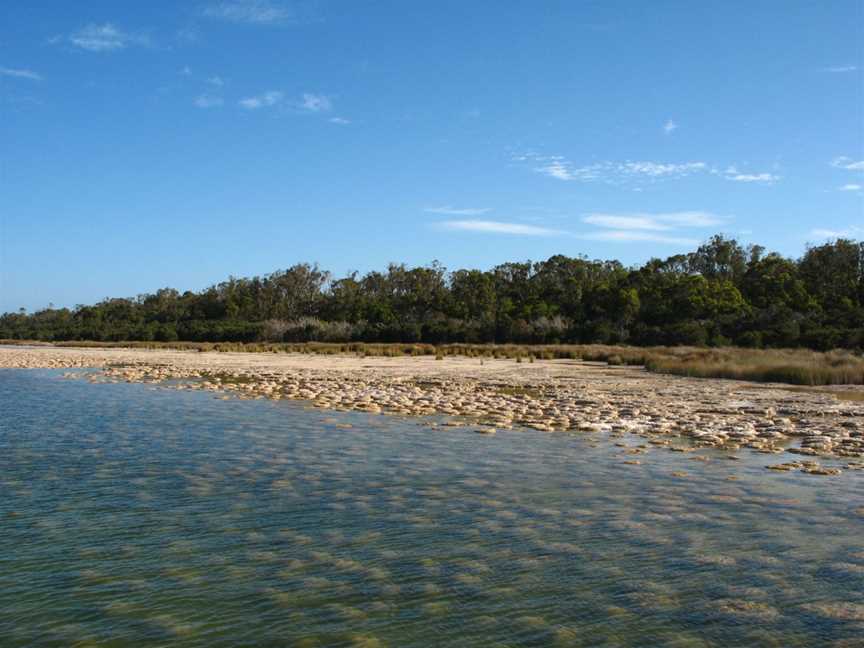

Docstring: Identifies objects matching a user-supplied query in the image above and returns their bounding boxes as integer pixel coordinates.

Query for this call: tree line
[2,236,862,350]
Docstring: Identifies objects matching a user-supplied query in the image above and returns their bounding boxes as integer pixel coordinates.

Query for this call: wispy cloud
[239,90,283,109]
[839,183,862,191]
[237,90,334,114]
[824,65,858,73]
[832,156,864,171]
[328,117,351,125]
[0,67,42,81]
[441,220,562,236]
[537,159,578,181]
[425,206,492,216]
[724,172,780,183]
[64,23,150,52]
[583,230,699,245]
[656,212,725,227]
[583,214,669,231]
[194,95,224,108]
[439,210,721,244]
[522,153,709,184]
[520,153,781,186]
[663,119,678,134]
[179,65,193,76]
[299,93,331,112]
[238,90,340,115]
[811,226,863,239]
[580,210,723,245]
[583,211,723,231]
[624,161,707,177]
[203,0,296,25]
[207,76,225,87]
[718,165,780,183]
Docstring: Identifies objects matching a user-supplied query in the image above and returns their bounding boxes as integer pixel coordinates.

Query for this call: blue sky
[1,0,862,312]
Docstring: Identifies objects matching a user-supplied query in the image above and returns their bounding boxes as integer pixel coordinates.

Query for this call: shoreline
[2,345,863,474]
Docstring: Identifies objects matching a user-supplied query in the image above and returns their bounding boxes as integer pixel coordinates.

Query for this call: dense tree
[687,235,751,282]
[2,237,861,350]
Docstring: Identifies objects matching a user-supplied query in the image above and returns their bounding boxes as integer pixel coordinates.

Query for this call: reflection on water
[1,369,862,647]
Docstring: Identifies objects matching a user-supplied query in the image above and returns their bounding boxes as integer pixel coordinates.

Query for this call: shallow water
[1,369,862,647]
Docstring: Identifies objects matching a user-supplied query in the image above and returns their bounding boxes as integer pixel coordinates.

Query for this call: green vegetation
[2,236,862,354]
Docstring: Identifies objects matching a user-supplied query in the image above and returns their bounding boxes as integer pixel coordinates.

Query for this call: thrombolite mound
[2,345,862,469]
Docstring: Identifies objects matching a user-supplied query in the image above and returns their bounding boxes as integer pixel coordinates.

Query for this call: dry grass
[643,348,864,386]
[2,339,863,386]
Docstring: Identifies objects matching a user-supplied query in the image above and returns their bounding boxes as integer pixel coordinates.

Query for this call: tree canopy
[3,236,862,351]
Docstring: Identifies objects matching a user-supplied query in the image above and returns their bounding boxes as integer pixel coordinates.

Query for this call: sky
[1,0,862,313]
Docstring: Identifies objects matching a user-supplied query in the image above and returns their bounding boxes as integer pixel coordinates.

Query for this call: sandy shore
[3,345,863,473]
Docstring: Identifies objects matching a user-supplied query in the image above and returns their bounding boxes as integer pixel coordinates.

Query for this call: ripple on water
[1,368,862,648]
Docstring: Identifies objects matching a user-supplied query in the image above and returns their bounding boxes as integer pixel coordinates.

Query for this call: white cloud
[622,161,706,177]
[67,23,149,52]
[207,76,225,87]
[824,65,858,73]
[439,209,723,244]
[239,90,283,109]
[179,66,192,76]
[658,211,725,227]
[580,211,723,245]
[725,172,780,183]
[583,211,723,231]
[583,230,699,245]
[583,214,670,231]
[300,93,331,112]
[194,95,223,108]
[811,226,863,239]
[425,206,492,216]
[832,156,864,171]
[203,0,294,25]
[328,117,351,125]
[537,160,579,181]
[0,67,42,81]
[526,154,708,184]
[237,90,334,114]
[839,184,862,191]
[663,119,678,134]
[441,220,562,236]
[522,152,781,187]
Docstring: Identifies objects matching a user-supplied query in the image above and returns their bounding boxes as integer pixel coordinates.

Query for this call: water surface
[1,369,862,647]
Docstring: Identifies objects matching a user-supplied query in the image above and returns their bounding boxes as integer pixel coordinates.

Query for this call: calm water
[1,370,862,647]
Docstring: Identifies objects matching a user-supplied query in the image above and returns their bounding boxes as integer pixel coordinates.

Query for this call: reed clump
[643,347,864,386]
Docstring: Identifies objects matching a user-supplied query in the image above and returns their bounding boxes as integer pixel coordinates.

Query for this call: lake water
[1,369,862,647]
